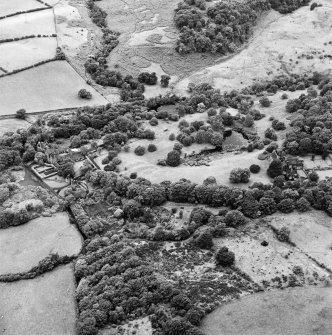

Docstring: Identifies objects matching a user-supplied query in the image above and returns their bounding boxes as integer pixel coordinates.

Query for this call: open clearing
[0,9,55,40]
[118,110,269,186]
[0,118,31,136]
[176,2,332,94]
[0,264,77,335]
[201,286,332,335]
[102,317,153,335]
[0,0,46,17]
[268,211,332,272]
[254,89,307,146]
[0,60,108,115]
[120,149,271,187]
[215,225,328,287]
[0,212,82,275]
[54,1,89,57]
[0,37,57,72]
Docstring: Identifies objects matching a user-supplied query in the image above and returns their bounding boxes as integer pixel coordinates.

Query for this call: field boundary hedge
[0,253,75,282]
[0,34,57,44]
[0,57,60,79]
[0,6,50,21]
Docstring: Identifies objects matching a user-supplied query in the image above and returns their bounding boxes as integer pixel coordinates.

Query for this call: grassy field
[0,212,82,275]
[120,149,271,187]
[0,9,55,40]
[0,0,46,17]
[0,37,57,72]
[0,264,77,335]
[201,286,332,335]
[269,211,332,272]
[253,89,307,146]
[117,109,270,186]
[0,60,108,115]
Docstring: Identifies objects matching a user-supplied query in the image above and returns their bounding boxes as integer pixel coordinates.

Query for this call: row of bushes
[0,254,74,282]
[241,72,324,95]
[84,169,332,222]
[0,34,56,44]
[0,6,49,21]
[0,58,58,79]
[35,0,52,8]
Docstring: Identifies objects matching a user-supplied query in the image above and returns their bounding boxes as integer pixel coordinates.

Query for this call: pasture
[0,37,57,72]
[0,9,55,40]
[201,286,332,335]
[0,60,108,115]
[0,0,46,18]
[0,212,82,275]
[0,264,77,335]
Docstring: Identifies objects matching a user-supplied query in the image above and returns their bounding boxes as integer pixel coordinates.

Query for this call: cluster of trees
[83,169,332,220]
[229,168,251,184]
[70,203,114,237]
[175,106,240,149]
[166,149,181,167]
[161,75,171,88]
[173,0,311,55]
[15,109,27,120]
[174,0,270,54]
[284,81,332,156]
[56,155,75,178]
[271,119,286,131]
[138,72,158,85]
[0,146,21,171]
[85,1,145,101]
[269,0,310,14]
[75,236,203,335]
[184,207,245,244]
[241,72,323,96]
[78,89,92,99]
[0,182,61,229]
[87,0,107,27]
[259,96,271,107]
